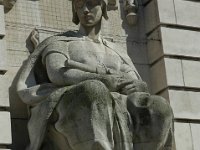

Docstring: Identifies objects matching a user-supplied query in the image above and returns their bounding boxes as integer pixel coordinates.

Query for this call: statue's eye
[75,0,85,8]
[86,1,93,7]
[86,0,100,7]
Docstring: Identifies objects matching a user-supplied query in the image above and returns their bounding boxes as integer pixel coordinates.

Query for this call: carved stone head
[72,0,108,25]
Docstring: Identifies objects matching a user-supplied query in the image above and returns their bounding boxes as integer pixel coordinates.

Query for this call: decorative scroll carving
[30,29,39,49]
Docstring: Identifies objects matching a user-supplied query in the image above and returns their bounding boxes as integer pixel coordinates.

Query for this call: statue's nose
[83,4,89,15]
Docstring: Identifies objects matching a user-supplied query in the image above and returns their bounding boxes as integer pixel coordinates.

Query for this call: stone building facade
[0,0,199,149]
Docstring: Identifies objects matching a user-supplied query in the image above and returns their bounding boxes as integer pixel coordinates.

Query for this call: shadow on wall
[119,0,150,86]
[9,61,30,150]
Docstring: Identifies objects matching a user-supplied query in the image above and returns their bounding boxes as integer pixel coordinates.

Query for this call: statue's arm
[120,63,139,80]
[119,63,148,94]
[45,53,103,86]
[45,53,133,91]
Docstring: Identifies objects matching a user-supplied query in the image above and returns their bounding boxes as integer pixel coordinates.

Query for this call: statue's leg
[26,102,50,150]
[55,80,114,150]
[127,92,174,150]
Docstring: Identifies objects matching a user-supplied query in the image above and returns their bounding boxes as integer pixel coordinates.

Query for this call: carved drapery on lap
[17,0,174,149]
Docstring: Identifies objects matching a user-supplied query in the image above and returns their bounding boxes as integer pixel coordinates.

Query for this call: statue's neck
[78,21,101,41]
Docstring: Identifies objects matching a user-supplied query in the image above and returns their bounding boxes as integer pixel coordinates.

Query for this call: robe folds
[16,31,173,150]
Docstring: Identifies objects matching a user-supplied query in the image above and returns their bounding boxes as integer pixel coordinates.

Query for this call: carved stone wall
[1,0,150,149]
[0,4,12,150]
[144,0,200,149]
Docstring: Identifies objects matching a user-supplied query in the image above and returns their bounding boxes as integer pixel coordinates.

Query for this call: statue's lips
[84,15,93,20]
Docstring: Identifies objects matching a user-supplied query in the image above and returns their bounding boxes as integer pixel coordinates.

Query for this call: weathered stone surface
[11,119,29,150]
[147,37,162,64]
[141,0,150,5]
[161,27,200,58]
[135,64,151,88]
[150,58,167,94]
[144,0,176,33]
[169,90,200,120]
[0,75,9,107]
[7,50,29,67]
[0,112,12,144]
[174,0,200,28]
[127,41,148,65]
[150,58,184,93]
[15,0,173,149]
[158,89,169,101]
[144,0,159,33]
[157,0,176,24]
[174,122,193,150]
[0,5,5,36]
[191,123,200,150]
[165,58,184,87]
[0,0,17,12]
[0,39,7,71]
[146,27,162,64]
[8,67,29,119]
[182,60,200,88]
[148,27,200,64]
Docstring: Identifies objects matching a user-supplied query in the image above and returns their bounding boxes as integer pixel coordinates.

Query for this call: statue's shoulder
[57,30,80,37]
[42,30,81,44]
[34,30,82,53]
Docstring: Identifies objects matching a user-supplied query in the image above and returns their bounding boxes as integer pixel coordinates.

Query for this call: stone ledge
[169,90,200,120]
[150,58,184,94]
[144,0,200,33]
[174,122,193,150]
[147,26,200,64]
[0,39,7,73]
[0,112,12,145]
[174,0,200,28]
[144,0,176,34]
[0,5,5,37]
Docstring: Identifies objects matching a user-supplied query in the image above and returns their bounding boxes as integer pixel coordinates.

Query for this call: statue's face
[74,0,103,26]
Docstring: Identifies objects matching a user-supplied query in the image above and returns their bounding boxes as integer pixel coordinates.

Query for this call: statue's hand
[101,74,133,92]
[120,80,148,95]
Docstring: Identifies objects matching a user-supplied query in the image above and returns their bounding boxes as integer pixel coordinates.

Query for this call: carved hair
[72,0,108,25]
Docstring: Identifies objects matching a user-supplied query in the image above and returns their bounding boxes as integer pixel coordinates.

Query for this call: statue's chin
[81,18,102,27]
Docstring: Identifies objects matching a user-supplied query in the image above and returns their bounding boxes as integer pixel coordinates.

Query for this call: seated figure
[17,0,174,149]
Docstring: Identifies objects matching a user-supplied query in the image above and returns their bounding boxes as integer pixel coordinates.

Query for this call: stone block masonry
[144,0,200,149]
[0,4,11,150]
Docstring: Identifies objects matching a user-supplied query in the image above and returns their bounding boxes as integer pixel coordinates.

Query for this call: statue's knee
[127,93,173,128]
[81,80,108,93]
[79,80,110,103]
[127,93,173,119]
[149,95,173,120]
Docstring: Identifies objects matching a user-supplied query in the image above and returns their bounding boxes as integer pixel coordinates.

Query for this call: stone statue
[17,0,174,149]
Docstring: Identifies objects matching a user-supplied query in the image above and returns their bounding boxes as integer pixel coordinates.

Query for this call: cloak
[17,31,141,107]
[16,31,141,149]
